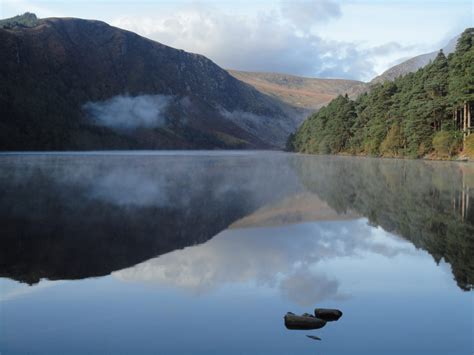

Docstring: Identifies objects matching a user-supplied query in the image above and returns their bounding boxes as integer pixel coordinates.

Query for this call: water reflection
[113,219,416,305]
[0,152,300,284]
[292,156,474,291]
[0,152,472,291]
[1,152,473,354]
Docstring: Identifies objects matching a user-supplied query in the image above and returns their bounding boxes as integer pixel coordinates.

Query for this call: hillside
[0,14,303,150]
[228,70,366,111]
[229,35,461,111]
[371,35,459,84]
[289,28,474,159]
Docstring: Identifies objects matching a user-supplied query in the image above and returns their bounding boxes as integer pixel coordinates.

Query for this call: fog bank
[83,94,173,130]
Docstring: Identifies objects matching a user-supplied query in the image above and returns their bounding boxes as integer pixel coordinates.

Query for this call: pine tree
[289,28,474,159]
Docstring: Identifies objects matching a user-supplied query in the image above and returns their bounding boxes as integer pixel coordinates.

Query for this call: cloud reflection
[113,218,414,305]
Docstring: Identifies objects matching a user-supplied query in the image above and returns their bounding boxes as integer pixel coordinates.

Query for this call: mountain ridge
[228,69,366,111]
[0,14,303,150]
[370,35,459,84]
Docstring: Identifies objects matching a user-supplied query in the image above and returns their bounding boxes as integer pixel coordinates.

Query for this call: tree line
[288,28,474,158]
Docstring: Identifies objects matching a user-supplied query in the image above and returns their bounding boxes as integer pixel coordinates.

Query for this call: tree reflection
[292,156,474,291]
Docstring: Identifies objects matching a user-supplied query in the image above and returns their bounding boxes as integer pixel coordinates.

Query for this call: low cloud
[83,94,173,131]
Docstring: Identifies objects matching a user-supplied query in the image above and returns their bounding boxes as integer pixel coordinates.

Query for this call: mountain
[228,36,462,111]
[228,70,366,111]
[0,14,303,150]
[370,35,459,84]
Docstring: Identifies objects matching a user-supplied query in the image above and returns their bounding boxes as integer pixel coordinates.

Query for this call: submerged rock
[314,308,343,321]
[284,312,327,330]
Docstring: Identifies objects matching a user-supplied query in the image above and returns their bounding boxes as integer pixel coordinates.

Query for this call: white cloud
[83,94,172,131]
[110,2,417,81]
[2,1,470,81]
[108,1,471,81]
[280,0,342,31]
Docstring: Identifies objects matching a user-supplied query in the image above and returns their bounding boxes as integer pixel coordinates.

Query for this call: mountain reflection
[0,153,301,284]
[0,153,472,292]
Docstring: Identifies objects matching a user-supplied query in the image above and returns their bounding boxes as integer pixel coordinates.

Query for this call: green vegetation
[465,134,474,157]
[432,130,461,158]
[290,28,474,159]
[0,13,39,29]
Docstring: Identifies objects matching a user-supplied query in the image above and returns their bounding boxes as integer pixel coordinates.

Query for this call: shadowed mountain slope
[0,14,303,150]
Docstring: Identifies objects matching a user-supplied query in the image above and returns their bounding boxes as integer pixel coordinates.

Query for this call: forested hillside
[289,28,474,159]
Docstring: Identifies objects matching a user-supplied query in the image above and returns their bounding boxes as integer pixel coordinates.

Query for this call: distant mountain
[228,70,366,111]
[0,14,303,150]
[370,35,459,84]
[230,34,462,111]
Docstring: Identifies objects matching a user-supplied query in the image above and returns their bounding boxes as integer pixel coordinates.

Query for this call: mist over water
[0,152,472,354]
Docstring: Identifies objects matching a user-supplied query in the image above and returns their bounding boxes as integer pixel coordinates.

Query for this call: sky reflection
[114,218,418,306]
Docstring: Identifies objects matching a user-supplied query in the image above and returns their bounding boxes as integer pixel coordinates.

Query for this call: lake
[0,151,472,354]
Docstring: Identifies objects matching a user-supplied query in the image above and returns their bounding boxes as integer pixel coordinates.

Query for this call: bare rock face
[0,14,301,150]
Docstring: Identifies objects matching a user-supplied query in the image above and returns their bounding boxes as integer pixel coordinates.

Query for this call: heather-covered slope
[228,69,366,111]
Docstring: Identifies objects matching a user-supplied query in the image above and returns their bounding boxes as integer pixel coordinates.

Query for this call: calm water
[0,151,472,354]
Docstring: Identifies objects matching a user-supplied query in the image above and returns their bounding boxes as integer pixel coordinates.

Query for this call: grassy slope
[228,70,367,111]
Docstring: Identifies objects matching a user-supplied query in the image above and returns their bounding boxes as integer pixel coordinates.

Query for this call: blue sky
[1,0,472,81]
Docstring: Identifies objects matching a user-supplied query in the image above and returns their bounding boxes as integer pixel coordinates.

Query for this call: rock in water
[314,308,343,321]
[284,312,327,330]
